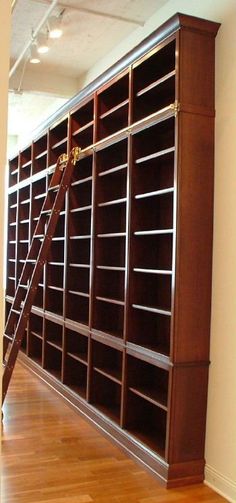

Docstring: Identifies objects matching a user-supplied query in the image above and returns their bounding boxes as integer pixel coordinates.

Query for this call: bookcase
[5,13,220,487]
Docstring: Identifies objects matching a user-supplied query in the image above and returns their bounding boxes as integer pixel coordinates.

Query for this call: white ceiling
[9,0,164,146]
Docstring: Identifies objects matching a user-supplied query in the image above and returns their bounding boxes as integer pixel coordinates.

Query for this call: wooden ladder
[2,146,80,406]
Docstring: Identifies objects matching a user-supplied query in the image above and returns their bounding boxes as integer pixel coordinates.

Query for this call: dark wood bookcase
[5,13,220,487]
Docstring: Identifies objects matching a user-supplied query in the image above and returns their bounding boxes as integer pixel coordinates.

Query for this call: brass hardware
[71,146,81,165]
[58,153,69,170]
[170,100,180,117]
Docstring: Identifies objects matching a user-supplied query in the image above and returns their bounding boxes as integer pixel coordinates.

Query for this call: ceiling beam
[9,66,79,98]
[31,0,145,26]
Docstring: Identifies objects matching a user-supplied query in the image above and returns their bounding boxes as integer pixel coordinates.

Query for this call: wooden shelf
[132,304,171,316]
[135,188,174,200]
[69,263,90,269]
[129,386,168,411]
[48,261,64,266]
[67,351,88,365]
[134,229,173,236]
[11,168,18,176]
[98,197,126,207]
[96,296,124,306]
[68,290,89,298]
[71,176,92,187]
[97,232,126,238]
[30,330,43,340]
[133,268,172,275]
[51,137,68,150]
[21,160,32,169]
[100,99,129,120]
[70,205,92,213]
[126,342,170,368]
[97,265,125,271]
[46,340,63,351]
[72,120,94,136]
[20,198,31,205]
[69,235,91,240]
[94,366,121,385]
[136,70,176,98]
[34,149,47,160]
[47,285,64,292]
[94,402,121,424]
[135,146,175,165]
[99,163,127,177]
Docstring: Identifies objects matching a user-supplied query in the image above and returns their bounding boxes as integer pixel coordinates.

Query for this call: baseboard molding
[205,464,236,502]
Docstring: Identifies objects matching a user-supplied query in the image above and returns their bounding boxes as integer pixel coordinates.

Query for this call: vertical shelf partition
[6,14,220,488]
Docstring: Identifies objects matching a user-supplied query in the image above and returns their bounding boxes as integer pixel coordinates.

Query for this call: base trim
[205,465,236,502]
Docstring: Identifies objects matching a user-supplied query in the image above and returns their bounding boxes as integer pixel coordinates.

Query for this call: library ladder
[2,146,81,406]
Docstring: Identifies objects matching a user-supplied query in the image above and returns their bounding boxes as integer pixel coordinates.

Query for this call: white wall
[0,3,11,408]
[7,135,18,157]
[78,1,236,501]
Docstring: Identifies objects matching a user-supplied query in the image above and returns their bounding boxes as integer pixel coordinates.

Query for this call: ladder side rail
[3,160,65,343]
[2,147,80,404]
[5,156,65,317]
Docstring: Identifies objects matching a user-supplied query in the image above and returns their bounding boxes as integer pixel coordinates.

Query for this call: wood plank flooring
[1,363,228,503]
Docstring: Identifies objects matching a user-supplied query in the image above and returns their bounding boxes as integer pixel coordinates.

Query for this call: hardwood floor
[1,363,227,503]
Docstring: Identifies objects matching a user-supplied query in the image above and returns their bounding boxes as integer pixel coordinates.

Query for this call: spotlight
[30,43,40,64]
[37,32,49,54]
[48,15,63,39]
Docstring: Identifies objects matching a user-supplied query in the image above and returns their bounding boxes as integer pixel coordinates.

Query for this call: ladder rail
[4,154,67,346]
[2,147,80,405]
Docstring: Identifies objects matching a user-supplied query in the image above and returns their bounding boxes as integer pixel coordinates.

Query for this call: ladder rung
[41,209,51,215]
[4,333,13,342]
[26,259,36,263]
[19,284,28,289]
[48,185,59,192]
[34,234,44,239]
[11,308,21,315]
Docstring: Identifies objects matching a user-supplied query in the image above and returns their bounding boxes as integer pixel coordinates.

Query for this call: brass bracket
[71,146,81,165]
[170,100,180,117]
[58,153,69,170]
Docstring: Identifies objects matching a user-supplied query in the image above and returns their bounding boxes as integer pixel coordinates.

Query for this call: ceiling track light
[37,32,49,54]
[30,43,40,64]
[48,14,63,39]
[28,9,64,66]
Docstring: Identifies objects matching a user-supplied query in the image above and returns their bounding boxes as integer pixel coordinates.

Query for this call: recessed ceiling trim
[32,0,145,26]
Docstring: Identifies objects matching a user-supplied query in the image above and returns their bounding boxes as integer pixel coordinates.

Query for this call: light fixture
[37,32,49,54]
[30,43,40,64]
[48,15,63,39]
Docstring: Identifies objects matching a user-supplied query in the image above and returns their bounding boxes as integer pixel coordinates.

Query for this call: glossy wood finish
[1,363,228,503]
[5,14,220,487]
